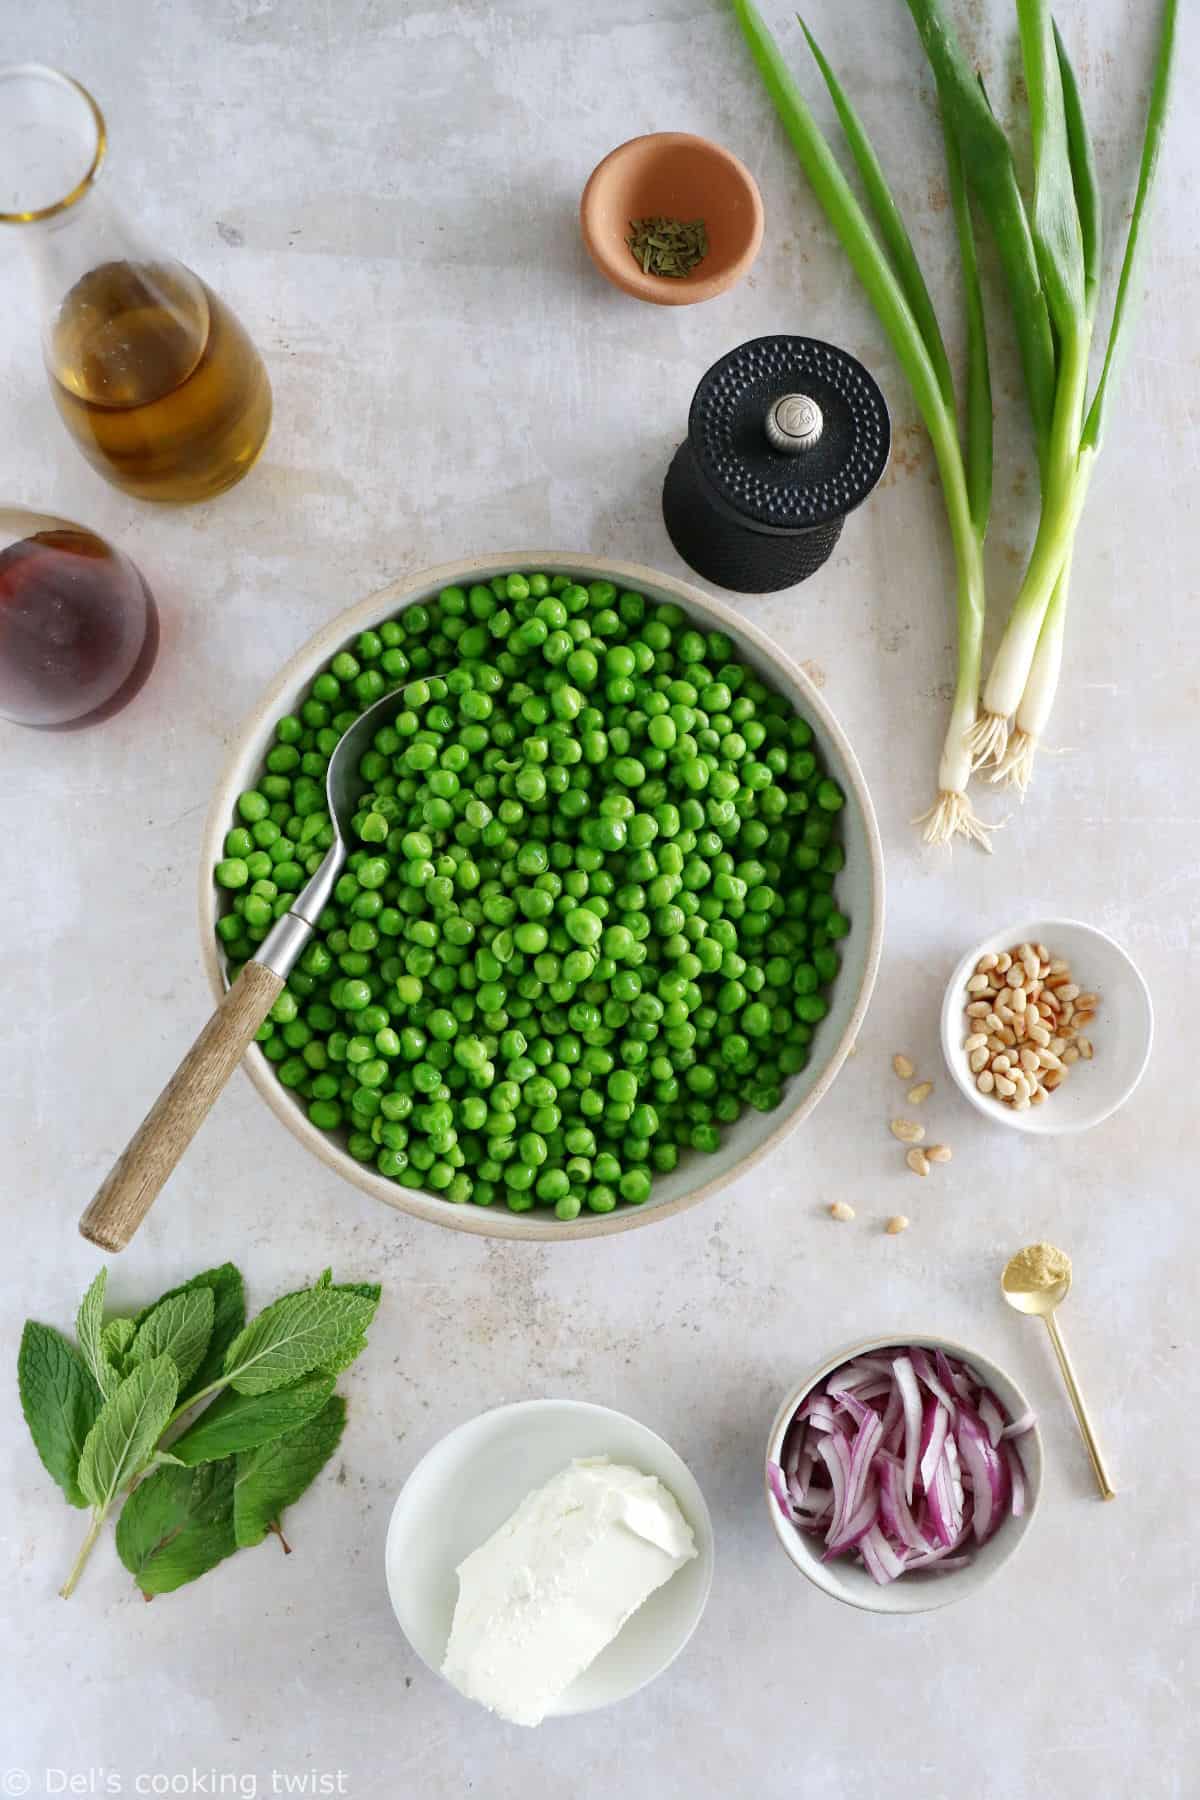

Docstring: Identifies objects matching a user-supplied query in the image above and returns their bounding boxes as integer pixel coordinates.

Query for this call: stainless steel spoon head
[256,685,409,976]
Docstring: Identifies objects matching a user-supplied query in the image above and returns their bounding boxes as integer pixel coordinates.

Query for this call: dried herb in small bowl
[626,216,709,279]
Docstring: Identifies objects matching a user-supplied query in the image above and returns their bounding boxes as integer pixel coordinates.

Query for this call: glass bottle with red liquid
[0,507,157,727]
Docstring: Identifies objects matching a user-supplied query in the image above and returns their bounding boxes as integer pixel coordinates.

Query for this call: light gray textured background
[1,2,1195,1796]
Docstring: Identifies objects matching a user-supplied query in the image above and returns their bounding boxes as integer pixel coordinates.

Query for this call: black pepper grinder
[662,335,891,593]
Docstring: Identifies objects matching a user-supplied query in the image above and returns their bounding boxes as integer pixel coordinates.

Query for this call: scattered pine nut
[925,1143,952,1163]
[829,1201,855,1222]
[907,1080,933,1105]
[892,1053,915,1079]
[890,1118,925,1144]
[886,1215,910,1234]
[905,1148,930,1177]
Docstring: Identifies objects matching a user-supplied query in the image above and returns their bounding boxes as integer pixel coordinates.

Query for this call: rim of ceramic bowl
[763,1333,1044,1615]
[940,917,1154,1136]
[384,1397,715,1716]
[198,552,885,1241]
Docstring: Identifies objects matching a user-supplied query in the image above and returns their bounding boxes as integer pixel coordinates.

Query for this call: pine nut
[905,1148,930,1177]
[925,1143,952,1163]
[964,942,1098,1113]
[890,1118,925,1143]
[907,1080,934,1105]
[892,1053,915,1079]
[830,1201,855,1221]
[886,1214,910,1234]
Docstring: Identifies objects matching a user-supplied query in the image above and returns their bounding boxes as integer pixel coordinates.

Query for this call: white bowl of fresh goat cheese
[384,1398,714,1725]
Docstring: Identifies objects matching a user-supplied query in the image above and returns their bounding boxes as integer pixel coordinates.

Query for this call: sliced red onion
[954,1406,1010,1543]
[859,1523,907,1584]
[910,1346,958,1416]
[774,1346,1033,1585]
[978,1391,1005,1448]
[892,1355,923,1503]
[1003,1441,1026,1517]
[877,1452,932,1554]
[767,1459,797,1521]
[918,1396,950,1493]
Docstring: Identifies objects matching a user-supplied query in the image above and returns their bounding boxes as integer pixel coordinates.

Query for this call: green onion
[943,0,1177,782]
[732,0,995,846]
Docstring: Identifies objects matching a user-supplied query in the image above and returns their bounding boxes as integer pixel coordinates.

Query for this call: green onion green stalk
[733,0,996,847]
[986,0,1177,788]
[732,0,1177,834]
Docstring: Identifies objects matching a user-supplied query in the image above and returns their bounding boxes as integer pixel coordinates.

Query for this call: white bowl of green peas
[200,554,884,1240]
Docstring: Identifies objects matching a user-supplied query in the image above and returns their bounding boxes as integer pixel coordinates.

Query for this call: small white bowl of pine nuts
[940,919,1153,1136]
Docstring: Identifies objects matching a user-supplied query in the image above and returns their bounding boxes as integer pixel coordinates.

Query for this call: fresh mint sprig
[17,1263,380,1599]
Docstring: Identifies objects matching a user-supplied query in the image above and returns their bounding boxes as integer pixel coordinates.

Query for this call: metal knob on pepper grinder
[662,335,891,593]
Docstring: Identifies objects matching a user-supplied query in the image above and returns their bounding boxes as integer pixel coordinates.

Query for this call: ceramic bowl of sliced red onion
[765,1337,1042,1614]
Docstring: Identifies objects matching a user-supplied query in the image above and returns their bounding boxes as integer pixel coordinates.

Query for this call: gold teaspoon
[1001,1243,1116,1501]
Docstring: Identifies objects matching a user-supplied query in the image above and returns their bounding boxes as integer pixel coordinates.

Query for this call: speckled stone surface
[2,3,1196,1796]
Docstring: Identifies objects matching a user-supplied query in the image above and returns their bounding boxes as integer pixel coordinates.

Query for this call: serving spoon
[1001,1243,1116,1501]
[79,687,409,1254]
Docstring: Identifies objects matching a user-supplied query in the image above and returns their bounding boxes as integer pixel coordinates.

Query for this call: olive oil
[48,260,272,502]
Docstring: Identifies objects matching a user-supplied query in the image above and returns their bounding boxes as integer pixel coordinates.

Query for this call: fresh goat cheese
[441,1456,698,1726]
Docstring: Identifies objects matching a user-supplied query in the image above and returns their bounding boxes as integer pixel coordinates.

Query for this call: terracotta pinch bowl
[580,131,764,306]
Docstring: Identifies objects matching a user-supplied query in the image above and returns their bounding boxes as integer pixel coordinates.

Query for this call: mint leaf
[116,1459,237,1596]
[75,1268,108,1395]
[18,1322,100,1508]
[222,1290,378,1396]
[77,1356,179,1514]
[270,1278,382,1378]
[99,1319,137,1392]
[233,1395,347,1549]
[170,1372,336,1465]
[137,1264,245,1404]
[131,1289,214,1391]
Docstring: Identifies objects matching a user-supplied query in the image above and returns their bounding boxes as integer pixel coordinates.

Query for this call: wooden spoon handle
[79,961,283,1254]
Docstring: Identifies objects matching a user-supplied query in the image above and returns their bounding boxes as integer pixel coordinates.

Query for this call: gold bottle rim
[0,64,107,224]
